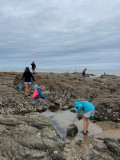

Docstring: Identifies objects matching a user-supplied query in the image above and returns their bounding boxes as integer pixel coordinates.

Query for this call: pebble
[54,151,58,154]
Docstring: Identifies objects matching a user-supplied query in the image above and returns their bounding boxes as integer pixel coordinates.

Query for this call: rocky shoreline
[0,72,120,160]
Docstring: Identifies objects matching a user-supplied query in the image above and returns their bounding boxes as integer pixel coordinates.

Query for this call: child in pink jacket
[33,85,47,102]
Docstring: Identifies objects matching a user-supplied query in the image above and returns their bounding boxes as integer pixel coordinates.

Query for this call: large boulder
[0,113,65,160]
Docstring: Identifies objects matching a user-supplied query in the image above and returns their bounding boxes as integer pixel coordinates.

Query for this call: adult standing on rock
[31,61,36,74]
[22,67,35,97]
[82,68,87,84]
[74,101,95,135]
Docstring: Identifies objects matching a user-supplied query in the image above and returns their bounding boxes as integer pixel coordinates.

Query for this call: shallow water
[41,109,118,159]
[96,121,117,131]
[41,109,102,140]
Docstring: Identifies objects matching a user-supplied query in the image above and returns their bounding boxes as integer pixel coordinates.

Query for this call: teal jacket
[74,101,95,114]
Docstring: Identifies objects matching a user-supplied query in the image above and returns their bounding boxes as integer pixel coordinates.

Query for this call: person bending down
[74,101,95,135]
[32,85,48,102]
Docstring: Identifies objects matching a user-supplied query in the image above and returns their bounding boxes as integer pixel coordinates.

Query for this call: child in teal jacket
[74,101,95,135]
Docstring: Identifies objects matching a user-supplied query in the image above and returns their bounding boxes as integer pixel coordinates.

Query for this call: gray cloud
[0,0,120,70]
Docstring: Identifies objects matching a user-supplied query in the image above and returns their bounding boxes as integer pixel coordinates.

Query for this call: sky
[0,0,120,71]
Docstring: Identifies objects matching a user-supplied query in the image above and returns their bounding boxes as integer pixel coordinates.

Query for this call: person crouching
[32,85,47,102]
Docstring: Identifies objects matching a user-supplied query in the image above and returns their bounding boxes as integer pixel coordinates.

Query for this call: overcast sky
[0,0,120,71]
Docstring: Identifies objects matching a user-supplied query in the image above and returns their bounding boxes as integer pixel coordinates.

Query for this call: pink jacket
[32,90,39,98]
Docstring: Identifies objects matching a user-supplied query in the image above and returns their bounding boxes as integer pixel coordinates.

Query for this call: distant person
[74,101,95,135]
[22,67,35,97]
[31,61,36,74]
[32,85,48,102]
[82,68,87,84]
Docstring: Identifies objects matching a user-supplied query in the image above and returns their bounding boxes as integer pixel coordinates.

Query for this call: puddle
[41,109,118,160]
[41,109,102,140]
[96,121,118,131]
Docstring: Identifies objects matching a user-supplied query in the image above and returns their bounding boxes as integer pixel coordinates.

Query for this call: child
[32,85,47,102]
[22,67,35,97]
[74,101,95,135]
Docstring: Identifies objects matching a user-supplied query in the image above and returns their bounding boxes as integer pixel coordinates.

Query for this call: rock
[0,72,120,159]
[89,130,120,160]
[50,153,66,160]
[54,151,59,154]
[76,140,82,146]
[66,124,78,137]
[0,113,65,160]
[0,72,120,122]
[70,108,76,113]
[104,138,120,158]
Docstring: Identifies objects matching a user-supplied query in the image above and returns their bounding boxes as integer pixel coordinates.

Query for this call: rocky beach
[0,71,120,160]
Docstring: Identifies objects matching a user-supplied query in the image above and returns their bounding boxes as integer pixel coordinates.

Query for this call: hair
[83,68,87,72]
[39,85,45,90]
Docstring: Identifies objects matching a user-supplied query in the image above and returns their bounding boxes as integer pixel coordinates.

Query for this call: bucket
[33,84,38,90]
[18,84,23,91]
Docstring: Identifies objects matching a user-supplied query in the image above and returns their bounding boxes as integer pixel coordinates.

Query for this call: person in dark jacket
[32,85,48,102]
[82,68,87,84]
[31,61,36,74]
[22,67,35,96]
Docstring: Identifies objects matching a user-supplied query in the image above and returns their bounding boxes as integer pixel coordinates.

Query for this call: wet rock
[76,140,82,146]
[104,138,120,158]
[70,108,76,113]
[50,153,66,160]
[89,130,120,160]
[0,113,65,160]
[66,124,78,137]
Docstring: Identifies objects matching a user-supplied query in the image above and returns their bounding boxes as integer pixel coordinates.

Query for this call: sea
[0,68,120,77]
